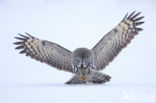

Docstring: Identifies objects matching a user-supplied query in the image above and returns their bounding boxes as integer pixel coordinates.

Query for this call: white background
[0,0,156,103]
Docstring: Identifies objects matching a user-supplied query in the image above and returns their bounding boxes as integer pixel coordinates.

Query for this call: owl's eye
[75,57,82,67]
[87,62,93,68]
[83,58,89,63]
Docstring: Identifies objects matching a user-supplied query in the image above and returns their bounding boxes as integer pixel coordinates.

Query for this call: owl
[14,11,144,84]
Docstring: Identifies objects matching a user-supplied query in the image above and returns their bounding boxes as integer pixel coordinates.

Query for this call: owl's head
[71,48,94,80]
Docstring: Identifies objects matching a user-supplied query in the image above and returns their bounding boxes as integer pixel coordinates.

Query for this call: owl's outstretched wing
[14,33,73,73]
[92,11,144,70]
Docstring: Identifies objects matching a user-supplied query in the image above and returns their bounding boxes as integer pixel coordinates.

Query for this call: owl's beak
[80,63,87,68]
[80,76,88,81]
[81,63,84,68]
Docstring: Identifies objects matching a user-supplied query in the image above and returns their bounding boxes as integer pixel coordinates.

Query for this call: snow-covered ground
[0,0,156,103]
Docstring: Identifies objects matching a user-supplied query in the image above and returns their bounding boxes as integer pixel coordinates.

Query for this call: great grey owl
[14,11,144,84]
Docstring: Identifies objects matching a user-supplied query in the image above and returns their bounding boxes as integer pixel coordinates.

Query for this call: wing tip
[14,33,31,53]
[122,11,144,33]
[25,32,34,37]
[122,11,144,22]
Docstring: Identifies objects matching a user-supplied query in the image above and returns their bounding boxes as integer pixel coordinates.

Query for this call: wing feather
[14,33,73,73]
[92,11,144,70]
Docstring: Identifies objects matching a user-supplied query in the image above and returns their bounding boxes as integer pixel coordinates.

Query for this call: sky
[0,0,156,103]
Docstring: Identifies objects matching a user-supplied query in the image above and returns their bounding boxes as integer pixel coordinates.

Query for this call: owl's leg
[89,71,111,84]
[65,75,87,84]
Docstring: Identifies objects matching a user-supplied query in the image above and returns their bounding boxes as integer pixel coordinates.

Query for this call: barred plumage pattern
[92,11,144,70]
[14,11,144,84]
[14,33,73,73]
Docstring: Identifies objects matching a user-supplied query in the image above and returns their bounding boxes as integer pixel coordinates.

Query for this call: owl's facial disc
[75,57,91,69]
[74,57,92,79]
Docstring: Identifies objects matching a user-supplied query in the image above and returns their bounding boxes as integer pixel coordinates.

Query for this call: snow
[0,0,156,103]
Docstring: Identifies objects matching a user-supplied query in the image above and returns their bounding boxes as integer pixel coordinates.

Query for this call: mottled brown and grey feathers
[14,11,144,84]
[14,33,73,73]
[92,11,144,70]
